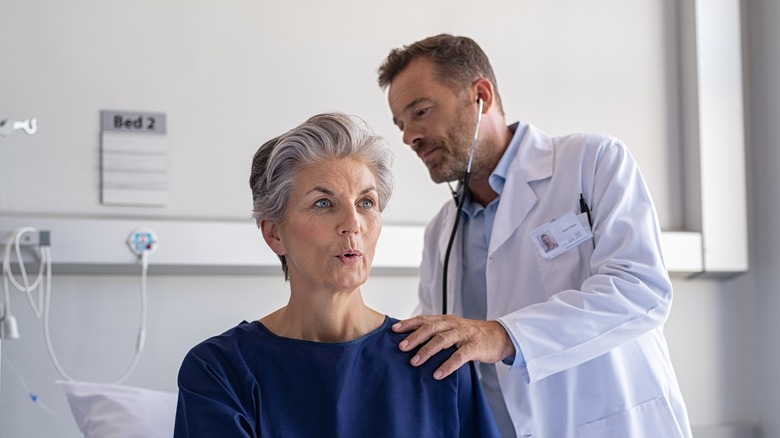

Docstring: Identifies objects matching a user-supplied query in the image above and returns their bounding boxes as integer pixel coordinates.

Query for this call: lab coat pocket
[576,397,683,438]
[533,212,594,297]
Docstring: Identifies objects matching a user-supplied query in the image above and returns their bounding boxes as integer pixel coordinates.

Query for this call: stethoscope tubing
[441,98,483,315]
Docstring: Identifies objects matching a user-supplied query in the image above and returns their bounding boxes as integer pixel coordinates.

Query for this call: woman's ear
[261,220,286,256]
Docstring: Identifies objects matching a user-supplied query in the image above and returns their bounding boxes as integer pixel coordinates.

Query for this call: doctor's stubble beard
[422,107,480,184]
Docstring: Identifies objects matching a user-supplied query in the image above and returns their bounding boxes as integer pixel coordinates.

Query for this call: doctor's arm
[494,140,673,382]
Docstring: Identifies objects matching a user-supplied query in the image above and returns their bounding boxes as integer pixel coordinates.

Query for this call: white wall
[0,1,766,436]
[0,0,683,226]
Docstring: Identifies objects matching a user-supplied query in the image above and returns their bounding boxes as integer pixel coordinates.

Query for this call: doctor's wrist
[496,319,525,368]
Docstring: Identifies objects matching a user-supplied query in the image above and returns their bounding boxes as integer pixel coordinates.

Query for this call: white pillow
[57,380,177,438]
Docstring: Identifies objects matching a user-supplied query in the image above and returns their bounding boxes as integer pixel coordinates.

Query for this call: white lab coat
[417,122,692,437]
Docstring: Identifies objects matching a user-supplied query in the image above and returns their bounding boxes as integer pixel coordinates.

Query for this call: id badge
[530,211,593,260]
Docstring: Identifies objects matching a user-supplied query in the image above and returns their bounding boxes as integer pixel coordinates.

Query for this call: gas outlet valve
[127,228,158,256]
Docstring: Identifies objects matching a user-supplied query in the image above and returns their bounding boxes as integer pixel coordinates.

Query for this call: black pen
[580,193,595,248]
[579,193,593,229]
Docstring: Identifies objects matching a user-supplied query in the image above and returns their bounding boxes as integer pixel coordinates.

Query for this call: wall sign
[101,110,166,134]
[100,110,168,207]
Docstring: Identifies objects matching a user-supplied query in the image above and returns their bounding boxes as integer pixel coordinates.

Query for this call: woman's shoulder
[185,321,267,361]
[373,316,464,377]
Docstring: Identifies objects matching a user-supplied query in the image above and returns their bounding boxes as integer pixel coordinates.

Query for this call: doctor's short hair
[377,33,504,114]
[249,112,394,279]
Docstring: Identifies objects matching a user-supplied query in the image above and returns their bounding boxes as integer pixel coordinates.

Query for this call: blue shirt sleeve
[498,318,526,368]
[174,348,257,438]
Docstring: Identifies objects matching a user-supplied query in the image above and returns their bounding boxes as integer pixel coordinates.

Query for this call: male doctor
[377,34,692,437]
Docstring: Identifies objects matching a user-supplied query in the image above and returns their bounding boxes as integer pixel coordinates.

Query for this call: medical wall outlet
[127,228,158,256]
[14,229,50,247]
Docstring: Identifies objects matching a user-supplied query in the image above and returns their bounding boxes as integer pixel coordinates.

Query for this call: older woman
[173,113,499,437]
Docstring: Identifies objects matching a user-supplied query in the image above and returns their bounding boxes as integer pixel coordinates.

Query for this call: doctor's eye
[413,107,429,118]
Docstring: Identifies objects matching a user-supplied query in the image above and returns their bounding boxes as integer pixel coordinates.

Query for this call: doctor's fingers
[428,321,514,380]
[395,314,459,353]
[392,314,449,335]
[402,318,482,374]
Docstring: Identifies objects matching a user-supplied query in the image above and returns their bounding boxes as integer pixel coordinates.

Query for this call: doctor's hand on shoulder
[392,315,516,379]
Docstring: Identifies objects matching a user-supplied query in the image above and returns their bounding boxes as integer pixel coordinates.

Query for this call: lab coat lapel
[489,124,554,257]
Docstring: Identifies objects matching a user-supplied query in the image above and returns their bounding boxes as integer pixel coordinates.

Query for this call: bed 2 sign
[100,109,168,207]
[101,110,166,135]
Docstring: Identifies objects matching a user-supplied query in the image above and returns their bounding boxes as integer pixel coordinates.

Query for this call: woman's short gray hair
[249,112,394,279]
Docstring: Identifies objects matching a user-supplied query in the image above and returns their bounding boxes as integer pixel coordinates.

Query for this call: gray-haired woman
[174,112,499,437]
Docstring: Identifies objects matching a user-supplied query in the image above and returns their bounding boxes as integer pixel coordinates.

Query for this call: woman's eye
[314,199,332,208]
[359,198,375,208]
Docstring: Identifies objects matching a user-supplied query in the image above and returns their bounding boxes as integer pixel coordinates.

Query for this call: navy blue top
[174,316,500,437]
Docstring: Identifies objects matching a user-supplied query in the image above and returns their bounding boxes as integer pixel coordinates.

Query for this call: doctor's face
[387,58,477,184]
[263,158,382,294]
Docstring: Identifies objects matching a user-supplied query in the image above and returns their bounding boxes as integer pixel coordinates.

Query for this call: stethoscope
[441,97,483,315]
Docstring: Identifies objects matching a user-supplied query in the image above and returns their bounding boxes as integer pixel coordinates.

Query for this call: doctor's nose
[402,126,424,150]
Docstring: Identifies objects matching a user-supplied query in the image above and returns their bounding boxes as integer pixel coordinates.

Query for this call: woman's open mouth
[337,250,363,264]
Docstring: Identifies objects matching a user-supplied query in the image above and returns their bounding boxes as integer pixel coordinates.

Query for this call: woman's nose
[339,207,360,235]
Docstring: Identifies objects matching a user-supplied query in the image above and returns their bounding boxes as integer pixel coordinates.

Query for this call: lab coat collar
[512,121,554,183]
[488,121,554,256]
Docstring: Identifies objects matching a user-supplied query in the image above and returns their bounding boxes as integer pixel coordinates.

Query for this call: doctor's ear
[261,220,287,256]
[472,78,494,113]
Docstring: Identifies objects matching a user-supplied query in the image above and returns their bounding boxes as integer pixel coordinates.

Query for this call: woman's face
[263,157,382,294]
